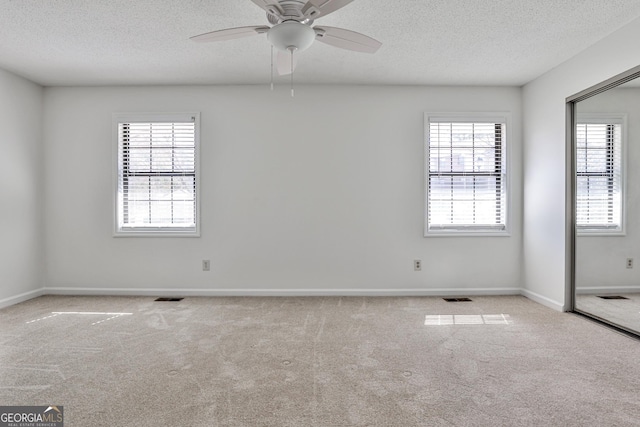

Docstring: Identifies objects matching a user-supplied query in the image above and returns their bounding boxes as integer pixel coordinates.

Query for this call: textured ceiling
[1,0,640,87]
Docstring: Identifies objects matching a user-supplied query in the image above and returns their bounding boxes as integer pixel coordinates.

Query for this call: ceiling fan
[190,0,382,94]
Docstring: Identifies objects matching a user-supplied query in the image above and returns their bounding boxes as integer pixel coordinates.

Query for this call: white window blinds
[115,113,199,235]
[427,118,507,234]
[576,120,623,231]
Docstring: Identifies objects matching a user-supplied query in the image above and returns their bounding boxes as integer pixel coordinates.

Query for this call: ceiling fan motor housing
[267,21,316,52]
[266,0,318,25]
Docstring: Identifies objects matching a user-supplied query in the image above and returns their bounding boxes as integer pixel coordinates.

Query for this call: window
[114,113,200,236]
[425,114,508,235]
[576,114,624,234]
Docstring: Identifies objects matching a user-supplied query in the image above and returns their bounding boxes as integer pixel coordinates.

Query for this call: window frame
[112,112,201,237]
[575,113,626,236]
[424,113,511,237]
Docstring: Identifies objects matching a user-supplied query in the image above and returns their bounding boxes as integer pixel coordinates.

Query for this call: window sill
[425,229,510,238]
[114,229,200,237]
[576,230,625,237]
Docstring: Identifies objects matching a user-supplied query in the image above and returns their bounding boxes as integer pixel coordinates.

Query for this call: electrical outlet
[627,258,633,269]
[414,260,422,271]
[202,260,211,271]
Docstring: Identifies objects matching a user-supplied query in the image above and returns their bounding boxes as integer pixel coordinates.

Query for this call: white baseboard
[0,288,45,310]
[44,286,523,297]
[520,289,564,312]
[1,287,564,311]
[576,286,640,295]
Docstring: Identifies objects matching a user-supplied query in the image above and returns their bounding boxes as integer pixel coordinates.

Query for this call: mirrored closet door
[569,65,640,336]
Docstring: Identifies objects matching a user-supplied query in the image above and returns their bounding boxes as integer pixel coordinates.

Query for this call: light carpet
[1,295,639,426]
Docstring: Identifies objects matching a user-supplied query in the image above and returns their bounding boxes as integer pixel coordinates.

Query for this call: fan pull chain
[270,45,274,91]
[290,48,294,98]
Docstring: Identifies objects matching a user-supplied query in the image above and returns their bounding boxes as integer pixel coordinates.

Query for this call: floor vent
[155,297,184,302]
[597,295,629,300]
[443,297,473,302]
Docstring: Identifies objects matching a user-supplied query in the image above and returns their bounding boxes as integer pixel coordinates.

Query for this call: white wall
[575,87,640,292]
[43,85,522,295]
[0,68,44,307]
[523,16,640,310]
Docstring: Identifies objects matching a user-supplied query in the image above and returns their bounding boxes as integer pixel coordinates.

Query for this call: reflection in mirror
[573,75,640,334]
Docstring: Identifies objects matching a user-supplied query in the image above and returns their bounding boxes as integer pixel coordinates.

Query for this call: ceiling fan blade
[276,50,298,76]
[190,26,270,43]
[302,0,355,18]
[314,26,381,53]
[250,0,284,18]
